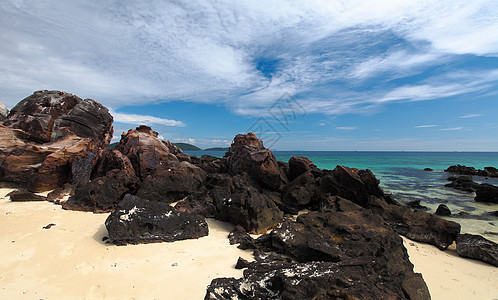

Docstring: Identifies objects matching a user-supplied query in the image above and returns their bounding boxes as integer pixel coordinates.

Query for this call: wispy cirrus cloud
[111,110,185,127]
[414,125,438,128]
[460,114,483,119]
[0,0,497,120]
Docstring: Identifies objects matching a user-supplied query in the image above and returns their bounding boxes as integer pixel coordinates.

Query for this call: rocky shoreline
[1,91,497,299]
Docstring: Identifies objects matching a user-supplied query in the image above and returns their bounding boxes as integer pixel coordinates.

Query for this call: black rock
[7,189,47,202]
[423,168,433,171]
[105,194,209,245]
[228,225,256,249]
[444,175,480,192]
[406,200,429,211]
[475,184,498,204]
[456,234,498,267]
[62,169,140,213]
[445,165,478,176]
[234,257,250,269]
[435,204,451,216]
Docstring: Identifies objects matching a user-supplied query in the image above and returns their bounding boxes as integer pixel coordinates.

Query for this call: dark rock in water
[62,169,140,213]
[136,161,207,203]
[445,165,478,176]
[224,132,287,191]
[423,168,433,171]
[444,175,480,192]
[207,210,430,300]
[105,194,209,245]
[115,125,178,179]
[7,189,47,201]
[435,204,451,216]
[406,200,429,211]
[235,257,250,269]
[456,234,498,267]
[478,166,498,178]
[368,197,460,250]
[475,183,498,204]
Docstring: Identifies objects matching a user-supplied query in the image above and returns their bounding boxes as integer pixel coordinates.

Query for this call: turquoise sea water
[187,151,498,242]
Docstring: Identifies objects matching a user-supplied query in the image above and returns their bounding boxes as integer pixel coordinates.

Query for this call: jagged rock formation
[446,164,498,178]
[206,209,430,299]
[105,194,209,245]
[0,90,113,191]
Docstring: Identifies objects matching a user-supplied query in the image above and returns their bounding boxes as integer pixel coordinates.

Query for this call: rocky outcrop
[446,164,498,178]
[62,169,140,213]
[207,209,430,299]
[475,183,498,204]
[456,234,498,267]
[115,125,178,179]
[224,133,287,191]
[444,175,480,192]
[368,196,460,250]
[136,161,207,203]
[0,101,8,121]
[105,194,209,245]
[0,91,113,192]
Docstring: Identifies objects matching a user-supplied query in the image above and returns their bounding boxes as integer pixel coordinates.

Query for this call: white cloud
[440,127,464,131]
[0,0,497,116]
[460,114,483,119]
[414,125,438,128]
[111,110,185,127]
[174,138,196,144]
[336,127,358,130]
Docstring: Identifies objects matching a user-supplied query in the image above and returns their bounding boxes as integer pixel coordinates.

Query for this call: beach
[1,188,497,300]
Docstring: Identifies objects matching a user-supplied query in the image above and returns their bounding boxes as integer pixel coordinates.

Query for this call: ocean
[186,151,498,242]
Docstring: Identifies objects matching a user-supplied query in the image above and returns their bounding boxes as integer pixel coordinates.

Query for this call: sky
[1,0,497,151]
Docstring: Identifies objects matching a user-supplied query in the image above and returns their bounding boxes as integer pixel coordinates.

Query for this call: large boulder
[288,155,321,180]
[62,169,140,213]
[478,166,498,178]
[0,91,113,191]
[115,125,178,179]
[456,234,498,266]
[475,183,498,204]
[281,171,317,213]
[136,161,207,203]
[105,194,209,245]
[207,210,430,300]
[224,133,287,191]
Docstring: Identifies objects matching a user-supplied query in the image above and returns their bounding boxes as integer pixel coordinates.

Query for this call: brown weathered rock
[281,171,317,212]
[224,133,287,191]
[62,169,140,213]
[456,233,498,266]
[0,91,113,192]
[115,125,178,179]
[92,149,135,178]
[0,101,8,121]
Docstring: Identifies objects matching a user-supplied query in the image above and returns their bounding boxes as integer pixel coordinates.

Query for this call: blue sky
[1,0,497,150]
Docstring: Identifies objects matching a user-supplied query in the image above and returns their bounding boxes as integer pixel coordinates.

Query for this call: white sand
[403,237,498,300]
[1,187,497,300]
